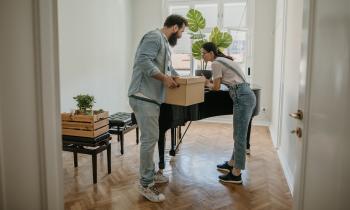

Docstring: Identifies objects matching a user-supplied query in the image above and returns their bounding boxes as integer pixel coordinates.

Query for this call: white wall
[128,0,164,102]
[131,0,164,55]
[252,0,276,124]
[58,0,133,113]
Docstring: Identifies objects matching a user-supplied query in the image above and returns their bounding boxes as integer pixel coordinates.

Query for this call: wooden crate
[61,111,109,138]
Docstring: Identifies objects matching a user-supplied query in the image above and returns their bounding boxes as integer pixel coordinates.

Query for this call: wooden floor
[63,122,293,210]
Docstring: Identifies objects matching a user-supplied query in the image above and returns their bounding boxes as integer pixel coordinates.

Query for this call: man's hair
[164,14,188,29]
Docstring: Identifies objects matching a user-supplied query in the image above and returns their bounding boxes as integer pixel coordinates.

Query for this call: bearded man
[128,14,188,202]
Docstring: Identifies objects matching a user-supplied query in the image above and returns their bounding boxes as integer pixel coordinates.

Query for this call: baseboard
[269,125,279,148]
[201,116,232,124]
[252,119,271,126]
[201,115,271,127]
[277,149,294,196]
[268,125,294,196]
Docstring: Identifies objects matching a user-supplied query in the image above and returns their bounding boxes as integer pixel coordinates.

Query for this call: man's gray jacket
[128,29,178,105]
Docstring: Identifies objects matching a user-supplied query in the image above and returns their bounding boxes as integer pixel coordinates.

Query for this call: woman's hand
[205,79,212,87]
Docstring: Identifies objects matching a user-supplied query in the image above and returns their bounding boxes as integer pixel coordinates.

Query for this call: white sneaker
[138,182,165,202]
[154,170,169,184]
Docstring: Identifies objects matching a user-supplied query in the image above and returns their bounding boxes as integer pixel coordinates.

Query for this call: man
[128,15,188,202]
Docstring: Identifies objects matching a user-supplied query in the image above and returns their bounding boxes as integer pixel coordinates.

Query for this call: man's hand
[163,75,179,89]
[153,73,179,88]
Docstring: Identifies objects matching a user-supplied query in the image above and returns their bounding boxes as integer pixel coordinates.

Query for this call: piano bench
[62,133,112,184]
[109,112,139,154]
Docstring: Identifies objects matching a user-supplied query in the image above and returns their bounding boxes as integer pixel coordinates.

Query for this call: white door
[293,0,350,209]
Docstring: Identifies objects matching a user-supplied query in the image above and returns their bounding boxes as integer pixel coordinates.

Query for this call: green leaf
[190,33,206,40]
[192,39,207,60]
[186,9,206,32]
[209,27,233,49]
[73,94,95,113]
[209,27,220,42]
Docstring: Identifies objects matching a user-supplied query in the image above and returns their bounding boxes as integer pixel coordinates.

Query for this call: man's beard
[168,32,178,47]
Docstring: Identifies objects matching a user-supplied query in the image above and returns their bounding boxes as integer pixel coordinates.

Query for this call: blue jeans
[229,83,256,170]
[129,97,160,187]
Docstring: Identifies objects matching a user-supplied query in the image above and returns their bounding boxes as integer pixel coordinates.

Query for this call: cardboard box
[165,76,205,106]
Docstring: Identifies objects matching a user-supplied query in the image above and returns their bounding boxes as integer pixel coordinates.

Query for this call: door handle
[291,127,302,138]
[289,110,303,120]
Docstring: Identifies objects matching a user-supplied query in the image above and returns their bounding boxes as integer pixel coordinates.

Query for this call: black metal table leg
[92,154,97,184]
[120,134,124,155]
[73,150,78,167]
[178,126,182,140]
[107,143,111,174]
[247,117,253,150]
[136,127,139,144]
[169,128,176,156]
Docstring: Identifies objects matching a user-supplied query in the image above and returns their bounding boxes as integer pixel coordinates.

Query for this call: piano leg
[169,128,176,156]
[246,116,253,150]
[158,131,166,170]
[178,126,182,139]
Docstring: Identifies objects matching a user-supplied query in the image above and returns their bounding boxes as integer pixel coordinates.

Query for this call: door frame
[33,0,63,208]
[0,0,62,208]
[292,0,314,209]
[275,0,288,149]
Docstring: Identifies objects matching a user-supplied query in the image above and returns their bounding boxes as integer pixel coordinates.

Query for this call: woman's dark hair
[202,42,233,61]
[164,14,188,29]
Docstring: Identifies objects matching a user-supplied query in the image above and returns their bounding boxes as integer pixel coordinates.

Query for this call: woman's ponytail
[217,50,233,61]
[202,42,233,61]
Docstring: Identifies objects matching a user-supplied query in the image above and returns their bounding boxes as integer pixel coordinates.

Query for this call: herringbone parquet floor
[63,122,293,210]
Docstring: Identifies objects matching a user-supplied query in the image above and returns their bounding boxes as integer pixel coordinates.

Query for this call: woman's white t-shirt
[211,57,246,86]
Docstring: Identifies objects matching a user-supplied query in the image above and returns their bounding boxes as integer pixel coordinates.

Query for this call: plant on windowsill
[186,9,233,76]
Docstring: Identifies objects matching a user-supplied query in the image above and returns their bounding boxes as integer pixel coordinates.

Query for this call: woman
[201,42,256,184]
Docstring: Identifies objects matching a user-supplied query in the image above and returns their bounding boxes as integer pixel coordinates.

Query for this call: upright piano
[157,86,261,169]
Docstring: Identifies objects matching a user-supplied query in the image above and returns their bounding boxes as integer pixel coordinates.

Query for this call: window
[194,4,218,28]
[223,2,247,28]
[169,5,189,17]
[228,30,247,70]
[165,0,252,78]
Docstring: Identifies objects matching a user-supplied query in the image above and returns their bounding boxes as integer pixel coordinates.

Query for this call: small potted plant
[186,9,233,77]
[61,94,109,138]
[73,94,95,115]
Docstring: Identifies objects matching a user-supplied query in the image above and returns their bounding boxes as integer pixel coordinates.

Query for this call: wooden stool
[109,112,139,154]
[62,133,111,184]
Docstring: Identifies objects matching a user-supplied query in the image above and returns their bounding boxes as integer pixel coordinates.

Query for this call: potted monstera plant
[186,9,233,78]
